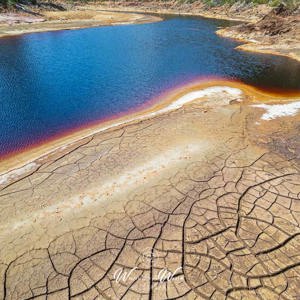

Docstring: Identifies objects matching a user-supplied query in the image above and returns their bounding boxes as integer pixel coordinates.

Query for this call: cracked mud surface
[0,92,300,299]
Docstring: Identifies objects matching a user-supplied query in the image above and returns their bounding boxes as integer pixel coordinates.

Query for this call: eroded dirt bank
[0,83,299,299]
[217,4,300,62]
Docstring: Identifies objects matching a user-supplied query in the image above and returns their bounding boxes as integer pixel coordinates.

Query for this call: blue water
[0,16,300,157]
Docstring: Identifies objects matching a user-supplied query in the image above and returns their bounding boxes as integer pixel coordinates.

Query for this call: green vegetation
[0,0,14,8]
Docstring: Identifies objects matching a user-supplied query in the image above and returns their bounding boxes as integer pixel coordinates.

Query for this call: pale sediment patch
[5,142,206,233]
[163,86,243,111]
[0,162,38,186]
[253,101,300,120]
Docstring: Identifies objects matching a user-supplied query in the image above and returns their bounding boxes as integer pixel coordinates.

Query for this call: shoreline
[1,78,300,183]
[217,27,300,63]
[0,10,162,38]
[90,3,267,22]
[92,7,245,22]
[98,5,300,63]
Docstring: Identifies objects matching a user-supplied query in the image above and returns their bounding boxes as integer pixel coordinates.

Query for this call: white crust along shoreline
[253,101,300,120]
[0,86,243,185]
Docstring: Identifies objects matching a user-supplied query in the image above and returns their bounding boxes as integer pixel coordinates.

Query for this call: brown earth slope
[217,4,300,62]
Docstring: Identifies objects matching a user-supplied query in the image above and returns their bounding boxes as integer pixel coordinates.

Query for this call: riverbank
[0,9,161,38]
[92,1,272,22]
[95,1,300,62]
[0,79,300,299]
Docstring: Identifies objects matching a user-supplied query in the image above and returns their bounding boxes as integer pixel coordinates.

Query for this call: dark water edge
[0,15,300,158]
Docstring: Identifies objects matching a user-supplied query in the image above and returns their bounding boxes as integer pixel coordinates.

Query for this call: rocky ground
[0,82,300,299]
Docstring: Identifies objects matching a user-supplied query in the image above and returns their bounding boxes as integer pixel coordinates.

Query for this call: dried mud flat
[0,85,300,299]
